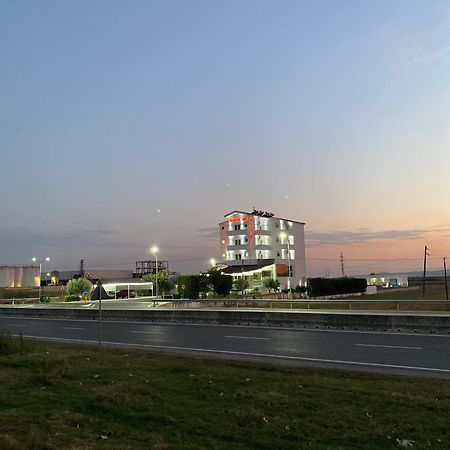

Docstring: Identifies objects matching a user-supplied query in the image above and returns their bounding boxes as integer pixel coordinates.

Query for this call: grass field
[0,334,449,449]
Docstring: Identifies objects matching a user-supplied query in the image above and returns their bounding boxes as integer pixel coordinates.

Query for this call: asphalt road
[1,316,450,378]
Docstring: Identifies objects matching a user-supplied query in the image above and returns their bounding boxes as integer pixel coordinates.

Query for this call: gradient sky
[1,0,450,276]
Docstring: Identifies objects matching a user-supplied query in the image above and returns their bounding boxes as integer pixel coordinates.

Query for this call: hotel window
[234,239,241,245]
[234,224,241,230]
[235,254,242,260]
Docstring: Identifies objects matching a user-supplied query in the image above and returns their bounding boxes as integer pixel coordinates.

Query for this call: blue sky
[1,1,450,275]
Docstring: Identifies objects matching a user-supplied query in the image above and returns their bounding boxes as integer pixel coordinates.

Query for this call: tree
[234,278,249,296]
[215,275,233,297]
[206,268,233,297]
[66,278,93,297]
[177,275,201,299]
[143,270,173,297]
[262,277,280,294]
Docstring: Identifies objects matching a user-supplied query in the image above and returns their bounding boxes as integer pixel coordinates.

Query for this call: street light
[151,246,159,298]
[32,256,50,300]
[279,232,292,298]
[210,258,216,267]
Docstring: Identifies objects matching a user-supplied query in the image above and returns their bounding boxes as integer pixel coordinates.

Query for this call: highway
[1,315,450,378]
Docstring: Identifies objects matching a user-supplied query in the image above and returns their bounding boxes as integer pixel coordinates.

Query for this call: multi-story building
[219,209,306,289]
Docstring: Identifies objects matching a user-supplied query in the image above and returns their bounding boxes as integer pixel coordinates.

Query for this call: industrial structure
[219,209,306,289]
[135,260,169,277]
[0,266,40,288]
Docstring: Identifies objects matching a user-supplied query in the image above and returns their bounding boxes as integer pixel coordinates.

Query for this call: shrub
[0,330,26,355]
[64,294,80,302]
[307,277,367,297]
[66,278,93,296]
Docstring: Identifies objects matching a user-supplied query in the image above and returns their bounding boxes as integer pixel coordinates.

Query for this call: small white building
[219,209,306,289]
[366,274,409,288]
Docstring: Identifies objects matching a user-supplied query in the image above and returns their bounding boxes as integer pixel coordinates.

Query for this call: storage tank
[0,266,15,288]
[23,266,40,288]
[14,266,24,288]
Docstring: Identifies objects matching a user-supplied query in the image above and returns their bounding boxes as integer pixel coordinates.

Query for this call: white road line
[130,330,165,334]
[6,324,27,327]
[225,335,270,340]
[355,344,422,350]
[18,335,450,374]
[2,316,450,338]
[60,327,86,331]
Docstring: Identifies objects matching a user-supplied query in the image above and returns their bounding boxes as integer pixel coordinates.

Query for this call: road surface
[1,316,450,378]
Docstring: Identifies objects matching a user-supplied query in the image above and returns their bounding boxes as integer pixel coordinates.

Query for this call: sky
[1,0,450,276]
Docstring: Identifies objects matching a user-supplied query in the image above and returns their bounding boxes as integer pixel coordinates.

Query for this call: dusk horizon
[1,0,449,277]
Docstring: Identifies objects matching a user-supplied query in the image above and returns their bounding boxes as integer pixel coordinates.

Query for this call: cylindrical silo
[14,266,24,288]
[23,266,40,288]
[0,266,15,288]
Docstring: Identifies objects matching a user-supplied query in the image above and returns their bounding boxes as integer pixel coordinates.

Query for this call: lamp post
[32,257,50,300]
[210,258,216,268]
[444,257,448,303]
[279,232,291,298]
[151,246,159,298]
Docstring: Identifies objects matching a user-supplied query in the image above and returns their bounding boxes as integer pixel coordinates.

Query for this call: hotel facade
[219,209,306,289]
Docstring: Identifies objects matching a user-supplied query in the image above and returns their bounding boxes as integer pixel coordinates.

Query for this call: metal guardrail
[1,296,449,311]
[0,298,40,305]
[154,298,450,311]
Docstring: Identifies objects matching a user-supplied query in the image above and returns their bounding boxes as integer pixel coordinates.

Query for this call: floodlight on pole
[210,258,216,267]
[151,246,159,298]
[31,257,50,300]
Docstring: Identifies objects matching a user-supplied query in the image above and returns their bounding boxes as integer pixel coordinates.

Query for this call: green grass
[0,338,449,449]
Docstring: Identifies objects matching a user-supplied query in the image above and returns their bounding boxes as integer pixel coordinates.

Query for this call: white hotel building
[219,210,306,289]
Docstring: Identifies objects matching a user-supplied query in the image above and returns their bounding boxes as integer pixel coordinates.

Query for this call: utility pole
[444,257,448,302]
[422,245,429,298]
[98,279,102,348]
[79,259,85,278]
[340,252,345,278]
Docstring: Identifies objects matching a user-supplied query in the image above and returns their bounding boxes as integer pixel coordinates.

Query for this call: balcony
[254,244,271,250]
[227,228,248,236]
[254,229,271,236]
[227,244,249,251]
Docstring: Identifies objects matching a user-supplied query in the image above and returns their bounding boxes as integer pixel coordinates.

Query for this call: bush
[177,275,201,299]
[66,278,93,297]
[0,330,26,355]
[308,277,367,297]
[64,294,80,302]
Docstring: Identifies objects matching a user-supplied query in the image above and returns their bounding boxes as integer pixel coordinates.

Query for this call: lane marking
[17,334,450,375]
[130,330,165,335]
[355,344,422,350]
[1,316,450,338]
[225,335,270,341]
[6,324,27,327]
[60,327,86,331]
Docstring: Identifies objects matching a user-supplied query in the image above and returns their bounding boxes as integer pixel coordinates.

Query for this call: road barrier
[0,298,40,305]
[0,306,449,333]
